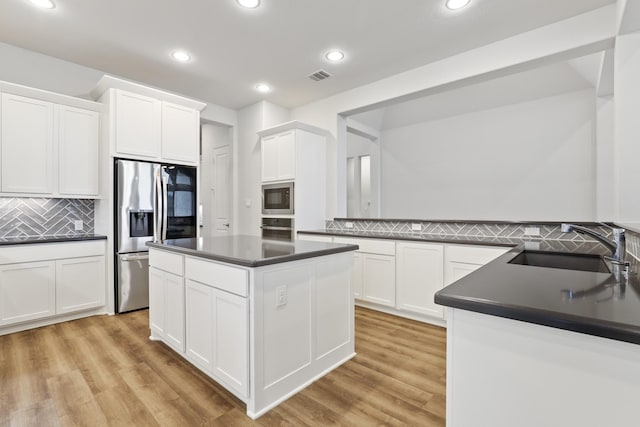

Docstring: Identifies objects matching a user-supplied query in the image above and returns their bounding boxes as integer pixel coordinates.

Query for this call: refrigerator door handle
[161,169,169,241]
[153,171,159,241]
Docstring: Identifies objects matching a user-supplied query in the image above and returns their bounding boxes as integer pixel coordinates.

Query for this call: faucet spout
[561,223,626,265]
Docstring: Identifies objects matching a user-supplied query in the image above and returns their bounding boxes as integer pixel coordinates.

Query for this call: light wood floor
[0,307,446,426]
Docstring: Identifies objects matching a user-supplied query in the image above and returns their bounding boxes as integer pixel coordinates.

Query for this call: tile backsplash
[0,198,94,237]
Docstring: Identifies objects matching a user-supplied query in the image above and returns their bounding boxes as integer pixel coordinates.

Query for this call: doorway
[200,122,233,237]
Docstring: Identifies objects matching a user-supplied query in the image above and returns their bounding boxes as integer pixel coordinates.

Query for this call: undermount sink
[508,250,609,273]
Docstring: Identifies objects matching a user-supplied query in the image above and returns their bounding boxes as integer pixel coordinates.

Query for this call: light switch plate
[276,285,287,307]
[345,222,354,229]
[411,223,422,231]
[524,227,540,236]
[74,220,83,231]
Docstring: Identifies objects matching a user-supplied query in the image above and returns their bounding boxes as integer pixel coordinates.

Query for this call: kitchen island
[146,235,358,419]
[435,245,640,427]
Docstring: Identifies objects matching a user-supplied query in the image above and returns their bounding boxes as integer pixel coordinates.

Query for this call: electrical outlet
[345,222,354,229]
[276,285,287,307]
[74,220,83,231]
[411,223,422,231]
[524,227,540,236]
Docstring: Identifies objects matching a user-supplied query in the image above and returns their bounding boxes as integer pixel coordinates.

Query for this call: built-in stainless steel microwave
[262,182,294,215]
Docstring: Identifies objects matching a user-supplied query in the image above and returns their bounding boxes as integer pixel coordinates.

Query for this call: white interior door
[212,145,231,235]
[200,123,233,237]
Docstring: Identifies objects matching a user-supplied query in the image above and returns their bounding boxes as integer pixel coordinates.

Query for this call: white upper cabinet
[0,82,102,199]
[1,93,54,194]
[161,101,199,164]
[58,106,100,196]
[92,76,206,165]
[115,90,161,159]
[261,130,295,182]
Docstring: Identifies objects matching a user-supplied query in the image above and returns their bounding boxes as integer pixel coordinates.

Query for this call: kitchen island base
[446,309,640,427]
[148,245,355,419]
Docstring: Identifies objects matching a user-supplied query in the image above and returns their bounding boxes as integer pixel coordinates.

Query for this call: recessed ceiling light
[28,0,55,9]
[171,50,191,62]
[237,0,260,8]
[446,0,470,10]
[255,83,271,93]
[325,50,345,62]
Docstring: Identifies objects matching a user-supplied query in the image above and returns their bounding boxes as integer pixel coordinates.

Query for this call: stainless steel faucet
[560,223,627,265]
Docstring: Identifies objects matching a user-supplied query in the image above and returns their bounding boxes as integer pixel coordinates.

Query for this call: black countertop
[0,234,107,246]
[147,235,359,267]
[300,228,640,345]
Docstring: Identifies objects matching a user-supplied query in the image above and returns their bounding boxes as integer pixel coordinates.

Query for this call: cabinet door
[1,93,54,194]
[352,252,363,299]
[445,261,482,286]
[149,267,166,336]
[362,254,395,307]
[115,90,161,158]
[161,101,199,164]
[261,135,279,182]
[276,130,295,180]
[185,279,214,372]
[58,106,100,196]
[396,242,444,317]
[212,287,248,397]
[164,271,185,353]
[0,261,55,325]
[56,256,105,314]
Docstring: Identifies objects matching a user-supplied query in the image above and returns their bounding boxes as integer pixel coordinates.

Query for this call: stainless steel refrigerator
[115,159,197,313]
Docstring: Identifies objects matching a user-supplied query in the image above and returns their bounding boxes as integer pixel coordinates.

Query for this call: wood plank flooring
[0,307,446,426]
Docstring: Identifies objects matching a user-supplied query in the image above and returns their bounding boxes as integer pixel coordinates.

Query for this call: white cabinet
[396,242,444,318]
[101,86,202,165]
[0,90,101,198]
[161,101,200,164]
[149,265,185,353]
[444,245,511,286]
[0,240,106,331]
[55,256,105,314]
[333,236,396,307]
[362,253,396,307]
[1,93,54,194]
[114,90,161,159]
[0,261,56,325]
[58,105,100,196]
[261,130,295,182]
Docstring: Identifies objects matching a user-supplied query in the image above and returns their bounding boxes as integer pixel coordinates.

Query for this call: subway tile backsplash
[0,198,94,237]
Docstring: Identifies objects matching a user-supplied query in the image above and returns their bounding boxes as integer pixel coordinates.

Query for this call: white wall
[379,90,596,221]
[290,6,616,219]
[236,101,290,235]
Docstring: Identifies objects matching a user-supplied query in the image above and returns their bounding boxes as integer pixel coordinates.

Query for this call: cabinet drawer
[0,240,105,264]
[445,244,511,265]
[333,237,394,256]
[149,249,184,276]
[185,257,248,297]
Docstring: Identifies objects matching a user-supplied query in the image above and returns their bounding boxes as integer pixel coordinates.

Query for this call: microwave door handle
[162,171,168,241]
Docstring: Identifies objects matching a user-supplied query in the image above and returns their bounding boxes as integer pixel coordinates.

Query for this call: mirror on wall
[344,50,613,222]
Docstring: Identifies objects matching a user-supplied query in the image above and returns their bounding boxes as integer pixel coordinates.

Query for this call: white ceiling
[0,0,615,110]
[350,54,601,131]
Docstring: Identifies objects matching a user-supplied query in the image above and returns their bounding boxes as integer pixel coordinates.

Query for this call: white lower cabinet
[0,240,107,331]
[361,253,396,307]
[0,261,56,325]
[396,242,445,318]
[149,266,185,353]
[185,278,248,398]
[56,256,105,314]
[444,245,511,286]
[352,252,363,299]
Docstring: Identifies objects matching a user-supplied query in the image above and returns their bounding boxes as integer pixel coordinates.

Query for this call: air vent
[308,69,332,81]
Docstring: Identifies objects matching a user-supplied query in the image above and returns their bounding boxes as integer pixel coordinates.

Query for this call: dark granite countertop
[147,235,359,267]
[435,247,640,345]
[0,234,107,246]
